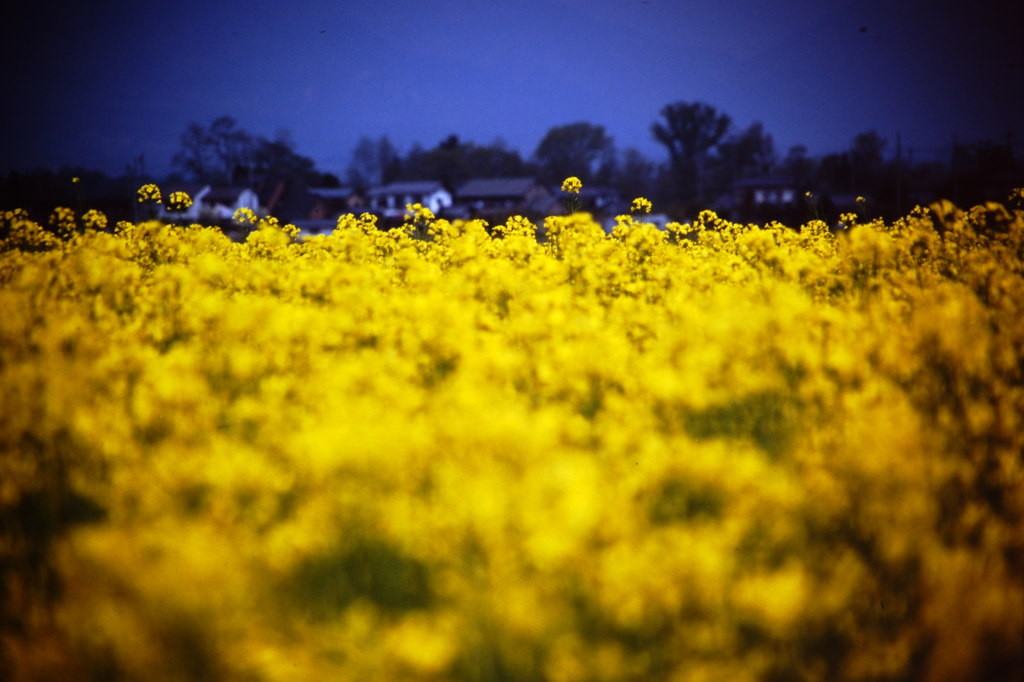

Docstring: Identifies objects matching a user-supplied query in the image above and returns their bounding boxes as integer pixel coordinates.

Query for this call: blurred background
[2,0,1022,224]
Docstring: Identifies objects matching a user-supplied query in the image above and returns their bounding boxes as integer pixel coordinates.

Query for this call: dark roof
[367,181,447,196]
[163,183,207,197]
[308,186,358,199]
[732,175,796,189]
[457,177,542,199]
[204,186,251,203]
[579,185,618,196]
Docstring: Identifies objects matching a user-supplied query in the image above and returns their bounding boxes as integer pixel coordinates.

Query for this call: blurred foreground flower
[48,206,76,233]
[82,209,108,230]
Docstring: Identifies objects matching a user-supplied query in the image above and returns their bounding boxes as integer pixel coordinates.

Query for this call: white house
[156,185,260,222]
[202,186,260,219]
[731,175,798,208]
[366,181,452,218]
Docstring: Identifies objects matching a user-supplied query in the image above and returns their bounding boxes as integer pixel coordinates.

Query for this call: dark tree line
[348,101,1021,223]
[343,123,644,204]
[3,106,1020,225]
[646,101,1021,220]
[345,134,534,192]
[172,116,337,187]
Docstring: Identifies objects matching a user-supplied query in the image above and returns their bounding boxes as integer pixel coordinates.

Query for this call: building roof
[732,175,796,189]
[366,181,447,196]
[308,186,358,199]
[163,183,208,197]
[204,186,252,203]
[456,177,541,199]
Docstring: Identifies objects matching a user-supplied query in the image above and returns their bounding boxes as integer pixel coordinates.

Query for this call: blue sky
[3,0,1021,179]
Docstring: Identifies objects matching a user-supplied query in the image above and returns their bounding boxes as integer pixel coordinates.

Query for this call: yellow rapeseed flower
[137,183,162,203]
[561,177,583,214]
[3,208,29,223]
[233,207,258,225]
[630,197,653,215]
[167,191,193,211]
[48,206,76,231]
[405,202,435,223]
[82,209,108,230]
[1010,187,1024,209]
[136,182,161,202]
[2,191,1022,682]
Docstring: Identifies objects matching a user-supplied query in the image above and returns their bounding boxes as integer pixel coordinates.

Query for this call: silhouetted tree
[533,122,615,185]
[172,117,320,185]
[707,121,777,198]
[172,117,256,184]
[346,136,400,190]
[173,122,215,182]
[850,130,887,194]
[781,145,815,187]
[311,172,341,188]
[465,138,534,179]
[613,147,657,202]
[209,116,255,183]
[723,122,776,178]
[252,130,317,184]
[399,135,533,190]
[815,151,852,195]
[949,138,1019,206]
[652,101,732,203]
[403,135,472,189]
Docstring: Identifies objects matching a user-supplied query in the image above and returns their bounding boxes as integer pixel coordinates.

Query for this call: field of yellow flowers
[2,187,1023,681]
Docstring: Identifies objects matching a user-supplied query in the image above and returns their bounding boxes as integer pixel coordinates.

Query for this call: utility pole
[127,154,142,222]
[951,133,958,205]
[895,131,903,217]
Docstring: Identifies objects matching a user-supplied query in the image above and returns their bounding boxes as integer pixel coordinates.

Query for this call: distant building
[454,177,552,218]
[601,213,672,233]
[577,185,626,216]
[157,184,259,222]
[204,186,260,219]
[307,186,364,217]
[367,181,452,218]
[713,175,801,222]
[259,177,319,222]
[732,175,798,208]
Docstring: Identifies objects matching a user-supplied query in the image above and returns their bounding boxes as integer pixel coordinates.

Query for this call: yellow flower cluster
[166,190,193,211]
[406,202,436,223]
[233,206,258,225]
[46,206,84,239]
[82,208,108,230]
[1011,186,1024,210]
[561,176,582,194]
[2,187,1023,681]
[630,196,653,215]
[137,182,162,203]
